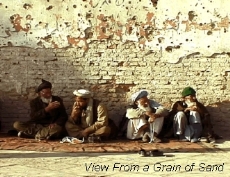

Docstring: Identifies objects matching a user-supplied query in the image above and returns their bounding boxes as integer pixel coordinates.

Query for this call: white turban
[131,90,148,102]
[73,89,92,98]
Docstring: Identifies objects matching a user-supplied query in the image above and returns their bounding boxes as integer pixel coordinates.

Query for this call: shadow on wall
[0,90,31,133]
[90,83,132,127]
[0,85,131,133]
[0,98,1,132]
[1,85,229,138]
[206,100,230,142]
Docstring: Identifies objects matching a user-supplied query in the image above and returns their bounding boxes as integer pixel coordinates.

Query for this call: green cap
[182,87,196,97]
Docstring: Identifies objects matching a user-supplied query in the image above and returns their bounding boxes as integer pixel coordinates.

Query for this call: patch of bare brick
[103,146,123,152]
[83,146,106,152]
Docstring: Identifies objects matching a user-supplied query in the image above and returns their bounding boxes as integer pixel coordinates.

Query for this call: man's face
[136,97,151,111]
[40,88,52,99]
[75,97,89,109]
[184,95,196,102]
[184,95,196,107]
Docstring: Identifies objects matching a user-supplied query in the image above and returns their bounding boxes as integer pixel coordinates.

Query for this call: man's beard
[41,97,52,104]
[185,100,196,107]
[137,102,152,112]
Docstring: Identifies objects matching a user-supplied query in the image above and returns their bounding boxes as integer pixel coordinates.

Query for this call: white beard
[41,97,52,104]
[137,102,151,112]
[126,103,152,119]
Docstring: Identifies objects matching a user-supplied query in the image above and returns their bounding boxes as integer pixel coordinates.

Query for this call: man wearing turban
[65,89,113,140]
[171,86,217,143]
[126,90,169,143]
[13,79,68,140]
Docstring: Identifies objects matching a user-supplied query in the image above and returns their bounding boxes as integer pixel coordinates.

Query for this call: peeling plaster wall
[0,0,230,132]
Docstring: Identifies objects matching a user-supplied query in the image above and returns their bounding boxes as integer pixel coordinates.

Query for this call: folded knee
[13,121,21,130]
[53,124,62,132]
[174,111,186,121]
[100,126,111,133]
[176,111,186,117]
[65,120,73,130]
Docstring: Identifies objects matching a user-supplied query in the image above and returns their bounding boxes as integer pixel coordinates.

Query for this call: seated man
[65,89,111,140]
[126,90,169,143]
[13,79,68,140]
[173,87,216,143]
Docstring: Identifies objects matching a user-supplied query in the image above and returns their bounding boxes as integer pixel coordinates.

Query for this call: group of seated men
[13,79,218,143]
[125,88,217,143]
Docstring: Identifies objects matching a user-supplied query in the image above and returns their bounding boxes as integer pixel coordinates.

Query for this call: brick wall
[1,46,230,132]
[0,0,230,132]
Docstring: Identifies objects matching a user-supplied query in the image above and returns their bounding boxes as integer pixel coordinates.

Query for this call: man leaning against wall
[126,90,169,143]
[13,79,68,140]
[65,89,117,141]
[172,87,220,143]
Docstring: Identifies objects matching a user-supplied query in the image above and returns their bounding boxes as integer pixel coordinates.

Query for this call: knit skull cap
[181,87,196,97]
[131,90,148,102]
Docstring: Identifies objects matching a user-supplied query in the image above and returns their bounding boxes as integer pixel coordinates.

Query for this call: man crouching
[65,89,111,140]
[126,90,169,143]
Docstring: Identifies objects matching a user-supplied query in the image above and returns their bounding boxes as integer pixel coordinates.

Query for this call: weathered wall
[0,0,230,132]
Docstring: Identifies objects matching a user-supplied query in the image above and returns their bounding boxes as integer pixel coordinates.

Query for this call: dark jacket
[160,100,216,138]
[29,96,68,126]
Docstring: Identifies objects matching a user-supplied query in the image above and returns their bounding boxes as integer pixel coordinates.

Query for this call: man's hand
[70,102,82,121]
[45,101,60,112]
[80,129,89,137]
[146,112,160,123]
[184,106,197,112]
[148,117,156,123]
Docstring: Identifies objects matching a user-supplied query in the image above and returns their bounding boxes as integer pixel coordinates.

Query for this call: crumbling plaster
[0,0,230,62]
[1,0,230,132]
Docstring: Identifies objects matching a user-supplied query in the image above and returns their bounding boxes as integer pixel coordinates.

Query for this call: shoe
[18,131,28,138]
[149,149,164,157]
[142,132,150,142]
[149,137,162,143]
[191,138,199,143]
[178,138,189,142]
[177,134,189,142]
[35,133,41,141]
[18,131,23,137]
[207,137,216,144]
[199,137,208,142]
[17,131,32,138]
[35,132,48,141]
[139,149,147,157]
[88,135,101,143]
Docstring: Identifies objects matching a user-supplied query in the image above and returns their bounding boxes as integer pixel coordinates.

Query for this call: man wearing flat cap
[126,90,169,143]
[171,86,218,143]
[13,79,68,140]
[65,89,112,139]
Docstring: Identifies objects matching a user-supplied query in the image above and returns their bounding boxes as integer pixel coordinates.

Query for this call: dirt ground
[0,133,215,153]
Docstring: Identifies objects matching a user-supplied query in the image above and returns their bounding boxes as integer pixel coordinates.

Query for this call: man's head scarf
[36,79,52,93]
[131,90,148,102]
[181,87,196,97]
[73,89,92,98]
